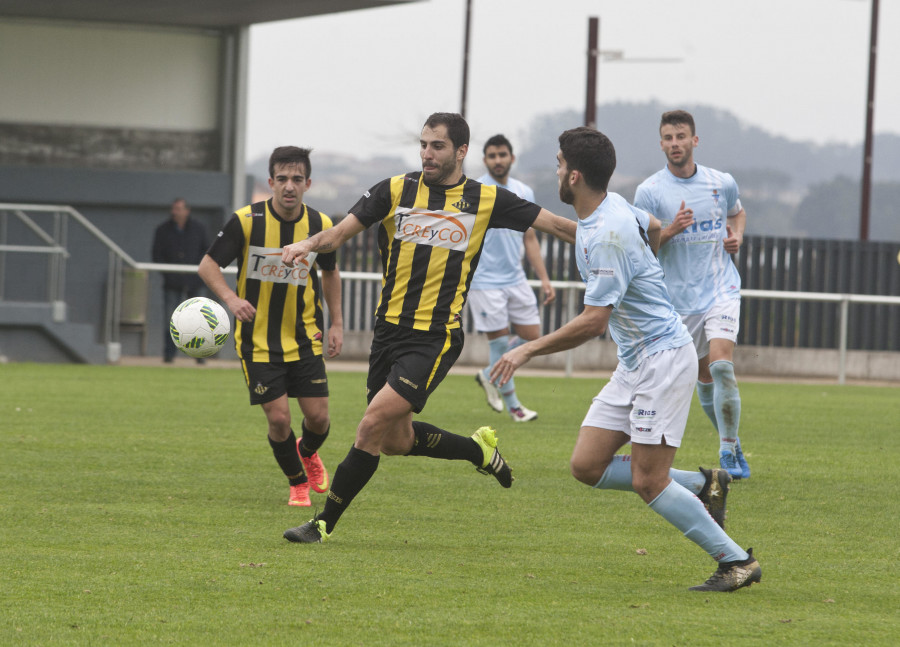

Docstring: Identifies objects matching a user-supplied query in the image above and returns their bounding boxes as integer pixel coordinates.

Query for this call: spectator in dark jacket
[152,198,209,362]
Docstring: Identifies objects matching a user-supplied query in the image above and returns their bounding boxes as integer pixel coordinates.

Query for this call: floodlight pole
[460,0,473,119]
[585,17,598,128]
[859,0,879,241]
[584,17,681,130]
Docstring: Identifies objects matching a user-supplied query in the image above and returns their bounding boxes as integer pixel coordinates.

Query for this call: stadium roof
[0,0,422,29]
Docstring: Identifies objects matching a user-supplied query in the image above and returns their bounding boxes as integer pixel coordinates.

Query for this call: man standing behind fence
[152,198,209,364]
[634,110,750,480]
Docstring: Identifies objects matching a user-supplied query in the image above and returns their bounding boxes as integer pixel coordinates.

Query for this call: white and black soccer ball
[169,297,231,359]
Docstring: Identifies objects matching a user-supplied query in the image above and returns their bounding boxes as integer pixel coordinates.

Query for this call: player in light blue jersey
[470,134,555,422]
[492,127,760,592]
[634,110,750,480]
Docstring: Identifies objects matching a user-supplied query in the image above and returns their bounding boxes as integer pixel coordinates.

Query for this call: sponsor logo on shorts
[393,207,476,252]
[634,426,652,433]
[635,409,656,417]
[311,378,327,384]
[398,376,419,390]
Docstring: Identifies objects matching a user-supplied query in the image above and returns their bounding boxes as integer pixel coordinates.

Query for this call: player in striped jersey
[199,146,343,508]
[634,110,750,480]
[281,113,576,544]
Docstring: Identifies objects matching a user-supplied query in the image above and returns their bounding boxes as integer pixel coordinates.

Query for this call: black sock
[298,422,329,458]
[406,421,482,465]
[269,431,306,485]
[318,446,379,533]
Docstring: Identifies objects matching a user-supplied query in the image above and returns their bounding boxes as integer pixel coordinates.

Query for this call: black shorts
[366,318,463,413]
[241,356,329,405]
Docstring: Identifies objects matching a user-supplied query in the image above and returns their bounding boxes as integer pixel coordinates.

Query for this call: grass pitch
[1,362,898,645]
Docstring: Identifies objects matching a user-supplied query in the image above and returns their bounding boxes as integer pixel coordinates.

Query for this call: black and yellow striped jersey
[207,199,337,362]
[350,172,540,332]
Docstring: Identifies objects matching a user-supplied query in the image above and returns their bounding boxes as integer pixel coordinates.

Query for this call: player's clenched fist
[281,240,311,267]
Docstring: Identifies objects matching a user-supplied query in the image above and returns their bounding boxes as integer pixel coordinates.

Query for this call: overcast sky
[246,0,899,167]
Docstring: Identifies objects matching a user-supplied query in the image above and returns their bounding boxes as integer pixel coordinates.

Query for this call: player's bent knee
[570,457,604,486]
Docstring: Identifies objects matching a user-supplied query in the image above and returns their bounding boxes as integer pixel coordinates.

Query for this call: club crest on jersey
[712,190,720,207]
[246,245,318,286]
[393,207,475,252]
[452,198,471,212]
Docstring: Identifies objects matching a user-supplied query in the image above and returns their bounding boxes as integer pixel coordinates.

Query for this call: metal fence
[335,231,900,352]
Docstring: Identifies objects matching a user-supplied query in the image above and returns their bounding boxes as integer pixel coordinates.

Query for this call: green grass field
[2,362,898,646]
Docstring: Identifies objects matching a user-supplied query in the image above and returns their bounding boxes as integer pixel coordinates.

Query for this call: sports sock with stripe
[317,445,379,534]
[298,421,329,458]
[405,421,482,464]
[269,431,307,485]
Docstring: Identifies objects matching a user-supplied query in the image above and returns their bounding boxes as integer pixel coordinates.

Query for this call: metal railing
[1,203,139,359]
[127,266,900,383]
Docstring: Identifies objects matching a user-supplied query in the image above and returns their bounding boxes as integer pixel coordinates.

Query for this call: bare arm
[530,208,576,244]
[490,304,611,385]
[523,229,555,305]
[659,200,694,247]
[724,208,746,254]
[198,255,256,322]
[282,213,366,266]
[320,268,343,358]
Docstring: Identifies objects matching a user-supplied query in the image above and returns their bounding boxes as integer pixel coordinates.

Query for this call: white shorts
[468,282,540,333]
[580,343,698,447]
[681,299,740,360]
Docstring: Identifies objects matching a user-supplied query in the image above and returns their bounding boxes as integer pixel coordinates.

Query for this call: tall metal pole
[461,0,473,119]
[585,17,598,128]
[859,0,879,241]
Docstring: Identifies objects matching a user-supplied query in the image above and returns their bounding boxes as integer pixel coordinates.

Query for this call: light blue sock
[648,481,747,563]
[594,455,706,495]
[696,381,718,430]
[487,335,521,410]
[710,360,741,453]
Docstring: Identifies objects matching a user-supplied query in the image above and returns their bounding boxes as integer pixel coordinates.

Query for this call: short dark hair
[483,134,513,155]
[558,127,616,192]
[423,112,470,149]
[268,146,312,179]
[171,197,189,210]
[660,110,695,136]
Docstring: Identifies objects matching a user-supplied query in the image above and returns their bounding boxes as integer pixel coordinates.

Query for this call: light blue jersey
[576,192,692,371]
[470,174,536,290]
[634,164,743,315]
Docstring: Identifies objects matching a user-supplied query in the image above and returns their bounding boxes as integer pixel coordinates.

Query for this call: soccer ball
[169,297,231,358]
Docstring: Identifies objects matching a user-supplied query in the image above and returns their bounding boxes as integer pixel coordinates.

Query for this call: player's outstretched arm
[490,304,611,385]
[531,208,576,244]
[282,213,366,266]
[198,254,256,322]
